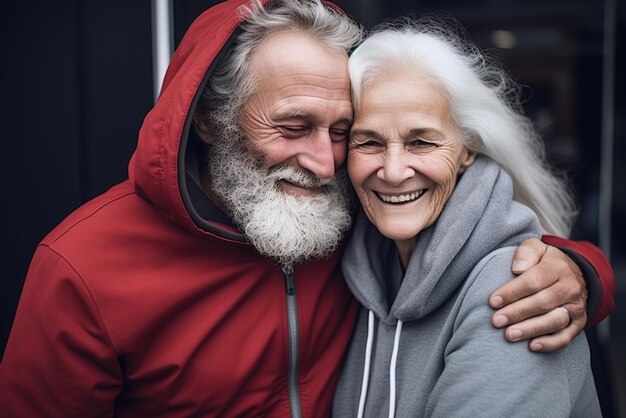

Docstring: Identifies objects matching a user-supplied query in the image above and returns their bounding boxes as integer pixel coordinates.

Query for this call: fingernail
[490,295,504,308]
[509,329,523,341]
[512,261,528,271]
[493,315,509,327]
[530,342,543,351]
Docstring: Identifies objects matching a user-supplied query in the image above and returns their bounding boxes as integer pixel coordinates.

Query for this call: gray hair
[196,0,363,132]
[349,18,576,237]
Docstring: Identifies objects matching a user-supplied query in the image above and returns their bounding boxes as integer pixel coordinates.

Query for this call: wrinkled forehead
[247,30,353,118]
[357,72,452,119]
[251,29,350,77]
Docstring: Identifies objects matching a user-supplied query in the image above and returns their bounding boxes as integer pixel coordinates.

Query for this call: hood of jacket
[127,0,347,244]
[342,156,541,324]
[128,0,272,243]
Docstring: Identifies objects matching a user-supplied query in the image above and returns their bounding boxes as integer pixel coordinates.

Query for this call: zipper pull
[281,264,296,295]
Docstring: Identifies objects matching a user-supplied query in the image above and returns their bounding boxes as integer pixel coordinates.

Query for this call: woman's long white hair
[349,18,576,237]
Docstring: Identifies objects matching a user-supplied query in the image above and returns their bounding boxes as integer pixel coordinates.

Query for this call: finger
[512,238,548,275]
[527,315,586,352]
[491,282,579,328]
[501,307,571,342]
[561,298,587,327]
[489,265,556,310]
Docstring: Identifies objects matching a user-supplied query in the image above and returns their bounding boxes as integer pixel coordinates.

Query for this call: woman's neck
[395,237,417,271]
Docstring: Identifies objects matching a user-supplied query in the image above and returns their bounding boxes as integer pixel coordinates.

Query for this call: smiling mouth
[376,189,427,204]
[277,179,323,197]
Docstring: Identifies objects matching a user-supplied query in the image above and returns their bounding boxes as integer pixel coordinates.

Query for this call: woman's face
[348,73,475,243]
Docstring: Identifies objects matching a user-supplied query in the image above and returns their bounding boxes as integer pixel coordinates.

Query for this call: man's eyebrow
[273,111,353,125]
[273,110,311,121]
[334,116,353,126]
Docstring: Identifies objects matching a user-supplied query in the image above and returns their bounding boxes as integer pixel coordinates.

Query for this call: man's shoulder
[36,178,242,283]
[42,180,152,247]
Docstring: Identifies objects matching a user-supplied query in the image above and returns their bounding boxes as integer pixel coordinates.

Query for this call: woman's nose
[377,147,415,186]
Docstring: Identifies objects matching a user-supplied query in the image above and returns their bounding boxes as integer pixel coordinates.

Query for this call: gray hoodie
[333,156,601,418]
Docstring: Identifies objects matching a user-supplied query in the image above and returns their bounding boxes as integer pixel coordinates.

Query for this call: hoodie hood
[128,0,271,242]
[342,155,541,324]
[128,0,347,243]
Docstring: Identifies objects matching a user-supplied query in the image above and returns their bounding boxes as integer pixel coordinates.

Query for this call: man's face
[239,30,353,194]
[203,31,354,265]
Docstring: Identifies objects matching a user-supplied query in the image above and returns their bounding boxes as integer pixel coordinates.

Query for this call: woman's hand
[489,238,587,352]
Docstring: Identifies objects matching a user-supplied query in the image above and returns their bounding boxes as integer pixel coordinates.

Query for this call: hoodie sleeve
[0,245,122,418]
[541,235,615,327]
[424,249,601,418]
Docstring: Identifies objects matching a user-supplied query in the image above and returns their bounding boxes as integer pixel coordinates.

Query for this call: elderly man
[0,0,614,417]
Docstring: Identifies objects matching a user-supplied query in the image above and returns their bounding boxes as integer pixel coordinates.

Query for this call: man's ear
[458,149,477,174]
[192,114,215,145]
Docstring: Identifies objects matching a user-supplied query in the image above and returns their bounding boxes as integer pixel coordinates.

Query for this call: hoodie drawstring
[357,310,375,418]
[388,319,403,418]
[356,312,403,418]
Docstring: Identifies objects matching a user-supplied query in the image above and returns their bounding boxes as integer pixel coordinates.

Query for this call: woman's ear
[192,115,215,145]
[458,149,477,174]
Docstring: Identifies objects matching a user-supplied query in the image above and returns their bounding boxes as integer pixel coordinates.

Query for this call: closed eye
[407,139,436,150]
[280,126,309,139]
[349,139,383,153]
[329,128,349,142]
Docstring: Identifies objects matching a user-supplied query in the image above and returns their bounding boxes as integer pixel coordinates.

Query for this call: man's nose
[297,130,337,180]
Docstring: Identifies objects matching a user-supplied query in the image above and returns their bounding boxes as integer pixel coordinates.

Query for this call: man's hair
[196,0,363,131]
[349,18,576,237]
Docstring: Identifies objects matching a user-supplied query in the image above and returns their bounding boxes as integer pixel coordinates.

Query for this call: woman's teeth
[377,189,426,204]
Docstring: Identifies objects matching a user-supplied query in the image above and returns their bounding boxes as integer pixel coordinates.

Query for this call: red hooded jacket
[0,1,358,416]
[0,0,614,417]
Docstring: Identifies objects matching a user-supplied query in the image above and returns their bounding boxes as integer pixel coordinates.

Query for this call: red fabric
[542,235,615,326]
[129,0,261,233]
[0,1,359,417]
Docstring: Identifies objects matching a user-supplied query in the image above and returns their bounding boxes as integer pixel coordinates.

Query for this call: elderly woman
[333,19,601,418]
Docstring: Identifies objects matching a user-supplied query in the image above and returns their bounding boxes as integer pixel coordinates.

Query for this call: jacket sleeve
[541,235,615,327]
[0,245,122,418]
[425,250,601,417]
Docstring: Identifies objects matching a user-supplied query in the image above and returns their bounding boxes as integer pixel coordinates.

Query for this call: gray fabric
[333,156,601,417]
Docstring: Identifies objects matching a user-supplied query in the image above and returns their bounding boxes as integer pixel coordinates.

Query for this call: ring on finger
[558,306,572,326]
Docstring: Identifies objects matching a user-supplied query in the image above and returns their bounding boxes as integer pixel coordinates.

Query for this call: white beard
[207,129,353,266]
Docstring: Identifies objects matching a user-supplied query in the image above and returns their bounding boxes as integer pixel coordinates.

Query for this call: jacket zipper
[281,264,303,418]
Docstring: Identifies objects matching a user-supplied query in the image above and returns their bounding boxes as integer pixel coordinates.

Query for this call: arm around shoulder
[542,235,615,326]
[0,245,122,418]
[426,249,601,417]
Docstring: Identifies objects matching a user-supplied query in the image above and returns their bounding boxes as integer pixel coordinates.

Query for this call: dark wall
[0,0,153,354]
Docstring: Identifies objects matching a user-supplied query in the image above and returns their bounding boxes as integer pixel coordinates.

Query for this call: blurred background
[1,0,623,415]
